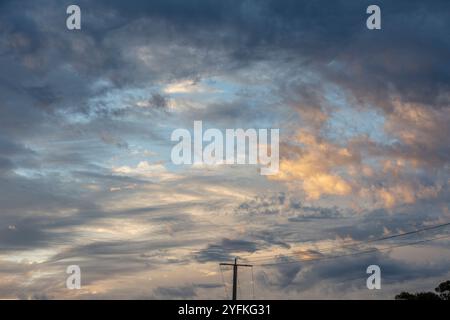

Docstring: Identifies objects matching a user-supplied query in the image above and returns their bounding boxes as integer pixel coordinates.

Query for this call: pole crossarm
[219,263,252,267]
[219,258,253,300]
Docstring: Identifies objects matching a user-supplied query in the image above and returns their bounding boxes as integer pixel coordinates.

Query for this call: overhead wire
[253,233,450,266]
[219,264,229,299]
[239,221,450,264]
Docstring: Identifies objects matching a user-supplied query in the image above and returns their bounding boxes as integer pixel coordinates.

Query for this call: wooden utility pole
[220,257,252,300]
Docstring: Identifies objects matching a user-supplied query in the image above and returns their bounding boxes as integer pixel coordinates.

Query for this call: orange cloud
[271,131,354,199]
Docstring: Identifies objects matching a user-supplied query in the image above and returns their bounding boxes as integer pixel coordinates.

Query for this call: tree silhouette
[395,280,450,300]
[435,280,450,300]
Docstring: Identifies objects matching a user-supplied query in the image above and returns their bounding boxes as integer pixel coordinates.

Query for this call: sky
[0,0,450,299]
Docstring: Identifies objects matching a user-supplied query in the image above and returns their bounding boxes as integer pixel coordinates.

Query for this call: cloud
[259,249,450,299]
[196,238,259,263]
[271,131,355,199]
[0,0,449,299]
[112,161,178,181]
[154,285,197,299]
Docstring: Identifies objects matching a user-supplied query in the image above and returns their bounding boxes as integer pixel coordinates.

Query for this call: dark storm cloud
[234,193,344,219]
[182,100,269,127]
[331,198,450,242]
[0,137,34,158]
[0,173,101,250]
[263,250,450,294]
[0,137,32,172]
[196,238,259,262]
[148,93,169,109]
[82,0,450,107]
[0,222,53,249]
[0,0,447,140]
[154,285,197,299]
[153,282,223,299]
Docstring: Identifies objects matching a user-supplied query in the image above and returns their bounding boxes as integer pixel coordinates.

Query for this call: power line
[254,233,450,266]
[238,274,242,299]
[244,221,450,262]
[251,266,256,300]
[215,221,450,297]
[255,233,450,266]
[193,221,450,260]
[241,221,450,263]
[219,265,229,299]
[220,258,252,300]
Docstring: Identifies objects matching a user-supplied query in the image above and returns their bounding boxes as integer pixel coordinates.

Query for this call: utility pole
[220,257,252,300]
